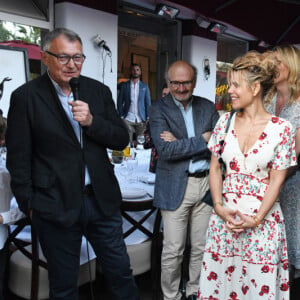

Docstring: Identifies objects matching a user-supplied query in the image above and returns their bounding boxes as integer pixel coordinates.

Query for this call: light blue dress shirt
[48,73,91,185]
[172,97,209,173]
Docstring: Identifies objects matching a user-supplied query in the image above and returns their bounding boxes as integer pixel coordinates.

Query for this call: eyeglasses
[45,51,86,65]
[168,80,194,88]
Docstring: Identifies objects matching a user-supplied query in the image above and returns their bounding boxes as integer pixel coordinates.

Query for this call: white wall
[55,3,118,102]
[182,35,217,102]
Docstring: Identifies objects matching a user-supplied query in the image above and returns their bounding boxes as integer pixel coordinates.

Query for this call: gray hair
[42,28,82,51]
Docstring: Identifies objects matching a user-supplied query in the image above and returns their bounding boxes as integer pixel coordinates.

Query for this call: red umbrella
[0,40,41,60]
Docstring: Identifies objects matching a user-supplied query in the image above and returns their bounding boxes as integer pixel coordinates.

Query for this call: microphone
[69,77,83,147]
[69,77,80,100]
[93,34,111,54]
[102,43,111,54]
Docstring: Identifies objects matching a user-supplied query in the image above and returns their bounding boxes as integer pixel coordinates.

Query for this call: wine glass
[118,162,129,185]
[136,134,145,149]
[0,146,7,161]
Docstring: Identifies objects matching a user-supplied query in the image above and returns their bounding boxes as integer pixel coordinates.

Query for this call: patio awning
[0,40,41,60]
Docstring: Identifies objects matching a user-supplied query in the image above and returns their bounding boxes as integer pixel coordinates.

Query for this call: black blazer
[6,73,129,226]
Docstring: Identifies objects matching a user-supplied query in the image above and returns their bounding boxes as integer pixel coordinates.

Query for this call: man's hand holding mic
[68,100,93,127]
[69,77,93,127]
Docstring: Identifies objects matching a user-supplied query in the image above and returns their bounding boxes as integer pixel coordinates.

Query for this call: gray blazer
[149,94,219,210]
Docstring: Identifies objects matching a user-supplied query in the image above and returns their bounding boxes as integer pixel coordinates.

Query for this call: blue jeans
[32,193,139,300]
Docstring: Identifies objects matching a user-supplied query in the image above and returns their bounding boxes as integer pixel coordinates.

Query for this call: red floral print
[259,132,267,140]
[261,265,269,273]
[242,266,247,276]
[261,285,269,294]
[280,283,289,291]
[212,253,219,261]
[283,262,289,270]
[227,266,235,273]
[209,271,217,281]
[251,279,257,288]
[241,285,249,295]
[229,159,240,172]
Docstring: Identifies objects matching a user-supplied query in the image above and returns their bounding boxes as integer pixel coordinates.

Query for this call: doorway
[118,7,181,101]
[118,28,158,100]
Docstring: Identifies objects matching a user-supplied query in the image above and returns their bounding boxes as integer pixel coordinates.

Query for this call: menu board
[0,46,29,117]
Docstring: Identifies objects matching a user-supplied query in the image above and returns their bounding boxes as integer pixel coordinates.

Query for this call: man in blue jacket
[117,64,151,143]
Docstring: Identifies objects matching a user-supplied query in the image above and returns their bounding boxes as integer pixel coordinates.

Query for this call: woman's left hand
[227,210,257,232]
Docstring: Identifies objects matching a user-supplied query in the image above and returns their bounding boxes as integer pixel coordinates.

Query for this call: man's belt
[187,170,209,178]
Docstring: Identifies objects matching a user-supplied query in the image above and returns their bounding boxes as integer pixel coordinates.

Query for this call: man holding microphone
[6,28,138,300]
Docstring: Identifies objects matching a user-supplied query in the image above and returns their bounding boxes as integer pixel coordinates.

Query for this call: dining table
[113,148,157,245]
[9,148,157,264]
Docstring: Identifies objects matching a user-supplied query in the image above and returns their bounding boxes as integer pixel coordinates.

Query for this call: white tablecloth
[10,149,156,263]
[113,149,156,245]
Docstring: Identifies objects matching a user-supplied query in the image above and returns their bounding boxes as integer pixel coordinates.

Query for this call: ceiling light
[208,22,227,34]
[257,40,270,48]
[155,4,180,19]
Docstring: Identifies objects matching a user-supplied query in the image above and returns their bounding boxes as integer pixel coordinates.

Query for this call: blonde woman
[265,45,300,284]
[198,51,296,299]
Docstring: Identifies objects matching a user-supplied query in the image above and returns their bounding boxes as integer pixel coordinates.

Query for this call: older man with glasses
[6,28,139,300]
[149,60,219,300]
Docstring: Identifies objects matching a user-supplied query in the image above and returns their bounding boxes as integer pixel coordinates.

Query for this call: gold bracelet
[252,215,261,226]
[213,202,223,208]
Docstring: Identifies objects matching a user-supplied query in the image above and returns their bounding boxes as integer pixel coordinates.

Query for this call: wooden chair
[7,218,96,300]
[121,198,162,300]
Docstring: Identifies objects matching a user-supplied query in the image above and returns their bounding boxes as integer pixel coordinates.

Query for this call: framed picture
[0,45,30,117]
[132,54,149,84]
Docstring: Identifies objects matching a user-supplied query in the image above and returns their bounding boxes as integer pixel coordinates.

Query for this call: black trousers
[32,193,139,300]
[0,243,9,300]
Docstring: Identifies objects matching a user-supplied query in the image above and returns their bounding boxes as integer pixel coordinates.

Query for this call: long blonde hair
[265,45,300,105]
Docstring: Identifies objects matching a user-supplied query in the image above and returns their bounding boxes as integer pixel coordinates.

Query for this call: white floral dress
[198,112,296,300]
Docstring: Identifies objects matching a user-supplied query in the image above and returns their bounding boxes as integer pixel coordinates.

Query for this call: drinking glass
[136,134,145,149]
[126,158,138,183]
[118,162,129,184]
